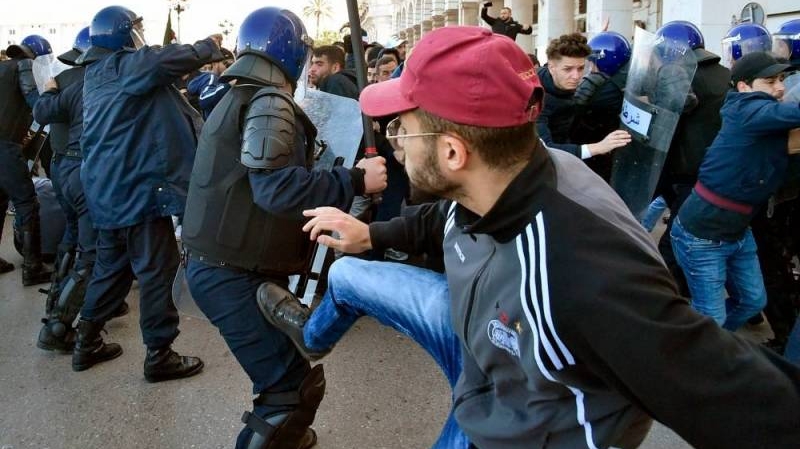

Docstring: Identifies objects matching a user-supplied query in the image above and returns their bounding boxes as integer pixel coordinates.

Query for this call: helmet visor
[131,20,147,49]
[293,53,312,103]
[772,34,799,60]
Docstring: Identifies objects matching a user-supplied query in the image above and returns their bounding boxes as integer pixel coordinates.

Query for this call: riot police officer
[0,35,54,285]
[70,5,220,380]
[571,31,632,180]
[33,27,128,352]
[653,21,730,296]
[181,8,386,449]
[773,19,800,102]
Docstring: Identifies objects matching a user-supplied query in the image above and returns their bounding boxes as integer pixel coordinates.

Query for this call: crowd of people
[1,3,800,448]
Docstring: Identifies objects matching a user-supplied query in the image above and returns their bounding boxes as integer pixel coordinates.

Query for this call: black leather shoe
[0,257,14,274]
[72,319,123,371]
[143,348,203,383]
[256,282,331,362]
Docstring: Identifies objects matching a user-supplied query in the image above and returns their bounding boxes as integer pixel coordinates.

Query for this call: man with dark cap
[671,52,799,332]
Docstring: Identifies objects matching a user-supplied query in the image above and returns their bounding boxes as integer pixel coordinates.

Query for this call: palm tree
[303,0,334,40]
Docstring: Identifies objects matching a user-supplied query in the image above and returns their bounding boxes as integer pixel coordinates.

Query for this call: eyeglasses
[385,117,443,151]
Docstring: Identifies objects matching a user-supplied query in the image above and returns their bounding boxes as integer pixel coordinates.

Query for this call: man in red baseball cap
[262,27,800,449]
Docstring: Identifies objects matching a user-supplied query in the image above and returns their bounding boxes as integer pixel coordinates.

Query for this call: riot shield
[172,89,364,316]
[32,53,69,94]
[293,89,363,304]
[610,27,698,219]
[784,72,800,104]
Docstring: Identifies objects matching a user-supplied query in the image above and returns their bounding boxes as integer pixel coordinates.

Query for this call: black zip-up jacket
[369,142,800,449]
[481,6,532,42]
[318,70,359,101]
[536,67,581,157]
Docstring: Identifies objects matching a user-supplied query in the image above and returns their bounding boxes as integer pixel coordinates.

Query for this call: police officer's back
[70,5,222,381]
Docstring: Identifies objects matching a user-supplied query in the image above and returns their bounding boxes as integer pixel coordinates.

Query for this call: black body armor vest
[0,60,33,144]
[181,84,317,276]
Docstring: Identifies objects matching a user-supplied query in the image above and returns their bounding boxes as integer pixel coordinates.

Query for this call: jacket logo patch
[454,242,466,263]
[487,319,520,358]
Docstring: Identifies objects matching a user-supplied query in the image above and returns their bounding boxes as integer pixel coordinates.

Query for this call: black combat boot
[256,282,331,362]
[0,257,14,274]
[21,218,53,286]
[72,319,123,371]
[143,347,204,383]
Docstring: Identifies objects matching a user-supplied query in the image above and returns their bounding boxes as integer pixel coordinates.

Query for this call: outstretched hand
[302,207,373,254]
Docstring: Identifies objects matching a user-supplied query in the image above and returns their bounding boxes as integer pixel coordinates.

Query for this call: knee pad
[239,365,326,449]
[49,263,92,337]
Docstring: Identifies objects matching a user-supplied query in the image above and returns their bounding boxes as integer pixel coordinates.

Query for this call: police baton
[345,0,382,204]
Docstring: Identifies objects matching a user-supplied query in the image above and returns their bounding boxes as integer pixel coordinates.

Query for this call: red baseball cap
[360,26,543,127]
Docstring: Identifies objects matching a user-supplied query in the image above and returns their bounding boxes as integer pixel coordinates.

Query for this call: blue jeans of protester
[671,219,767,331]
[639,195,667,232]
[304,257,469,449]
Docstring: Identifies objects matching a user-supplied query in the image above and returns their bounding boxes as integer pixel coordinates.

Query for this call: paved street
[0,215,768,448]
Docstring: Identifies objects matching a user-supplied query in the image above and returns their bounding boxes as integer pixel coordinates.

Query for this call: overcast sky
[2,0,351,47]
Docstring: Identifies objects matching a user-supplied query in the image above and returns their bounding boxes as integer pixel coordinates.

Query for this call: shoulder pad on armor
[240,86,298,170]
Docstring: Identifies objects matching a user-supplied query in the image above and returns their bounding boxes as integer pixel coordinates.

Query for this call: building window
[9,29,16,35]
[49,28,56,34]
[532,2,539,24]
[576,17,587,33]
[578,0,587,15]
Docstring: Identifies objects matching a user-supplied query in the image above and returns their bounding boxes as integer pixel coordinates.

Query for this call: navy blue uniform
[184,86,362,445]
[79,39,221,349]
[33,67,86,264]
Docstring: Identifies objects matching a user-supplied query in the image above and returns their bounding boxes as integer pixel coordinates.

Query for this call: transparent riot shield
[32,53,69,94]
[292,89,363,304]
[721,33,773,68]
[172,89,364,317]
[610,27,698,219]
[784,72,800,104]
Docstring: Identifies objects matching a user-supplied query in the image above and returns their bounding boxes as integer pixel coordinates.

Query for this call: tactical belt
[694,181,754,215]
[184,248,290,281]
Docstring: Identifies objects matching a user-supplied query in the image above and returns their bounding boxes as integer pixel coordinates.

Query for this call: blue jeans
[305,257,469,449]
[639,195,667,232]
[785,317,800,365]
[671,219,767,331]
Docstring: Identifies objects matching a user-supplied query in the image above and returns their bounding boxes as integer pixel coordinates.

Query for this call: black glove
[484,1,493,7]
[573,72,610,107]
